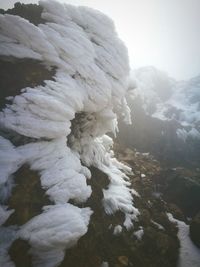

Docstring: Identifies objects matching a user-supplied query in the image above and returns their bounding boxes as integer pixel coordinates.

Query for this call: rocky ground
[117,96,200,169]
[115,143,200,250]
[3,144,185,267]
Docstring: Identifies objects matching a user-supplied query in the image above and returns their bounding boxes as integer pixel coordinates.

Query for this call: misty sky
[1,0,200,80]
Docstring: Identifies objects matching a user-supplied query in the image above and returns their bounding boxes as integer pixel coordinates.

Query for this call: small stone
[118,256,128,266]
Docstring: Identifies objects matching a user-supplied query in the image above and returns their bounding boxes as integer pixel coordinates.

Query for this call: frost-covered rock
[0,1,138,266]
[19,204,92,267]
[133,227,144,240]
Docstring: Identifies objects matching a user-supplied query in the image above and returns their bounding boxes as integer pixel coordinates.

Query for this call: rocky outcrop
[158,169,200,217]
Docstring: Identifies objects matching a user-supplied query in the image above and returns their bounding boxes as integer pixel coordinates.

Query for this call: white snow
[176,127,200,142]
[0,137,23,215]
[17,138,92,204]
[0,137,23,187]
[133,227,144,240]
[134,66,200,141]
[101,262,109,267]
[176,129,188,142]
[167,213,200,267]
[0,1,138,266]
[188,128,200,140]
[113,225,122,235]
[151,219,165,230]
[0,226,18,267]
[0,206,14,226]
[19,204,92,267]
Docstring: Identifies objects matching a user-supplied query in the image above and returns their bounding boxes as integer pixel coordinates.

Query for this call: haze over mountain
[135,66,200,139]
[118,66,200,167]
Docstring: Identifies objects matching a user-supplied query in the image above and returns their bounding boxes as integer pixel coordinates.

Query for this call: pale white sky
[1,0,200,80]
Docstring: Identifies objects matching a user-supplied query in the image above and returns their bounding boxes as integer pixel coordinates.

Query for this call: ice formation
[151,220,165,230]
[133,227,144,241]
[19,204,92,267]
[113,225,123,235]
[0,1,138,266]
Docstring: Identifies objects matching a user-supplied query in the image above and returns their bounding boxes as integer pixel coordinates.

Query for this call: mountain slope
[118,66,200,167]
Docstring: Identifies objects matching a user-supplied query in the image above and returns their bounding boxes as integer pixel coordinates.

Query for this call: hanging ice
[0,1,139,266]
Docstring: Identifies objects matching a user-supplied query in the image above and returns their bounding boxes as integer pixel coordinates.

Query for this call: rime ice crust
[0,1,138,266]
[19,204,92,267]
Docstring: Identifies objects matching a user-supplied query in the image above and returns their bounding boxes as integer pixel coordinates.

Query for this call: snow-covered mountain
[134,66,200,142]
[117,66,200,167]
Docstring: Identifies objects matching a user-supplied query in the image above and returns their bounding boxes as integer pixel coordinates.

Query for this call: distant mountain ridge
[135,66,200,141]
[117,66,200,167]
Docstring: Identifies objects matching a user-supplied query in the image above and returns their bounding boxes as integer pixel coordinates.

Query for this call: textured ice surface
[19,204,92,267]
[0,1,138,266]
[133,227,144,240]
[0,226,18,267]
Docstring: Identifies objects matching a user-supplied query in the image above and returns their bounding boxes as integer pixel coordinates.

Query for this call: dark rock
[0,2,45,25]
[0,57,55,110]
[160,170,200,217]
[117,96,200,168]
[190,212,200,248]
[9,239,31,267]
[4,165,51,226]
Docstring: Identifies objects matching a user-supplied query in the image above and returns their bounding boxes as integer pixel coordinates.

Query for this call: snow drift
[0,1,138,266]
[167,213,200,267]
